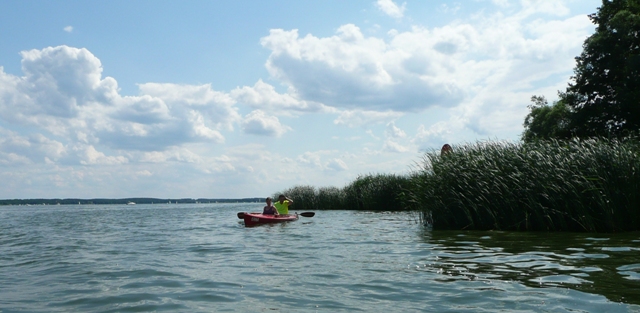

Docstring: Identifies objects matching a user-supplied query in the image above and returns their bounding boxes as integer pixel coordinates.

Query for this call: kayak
[242,212,299,227]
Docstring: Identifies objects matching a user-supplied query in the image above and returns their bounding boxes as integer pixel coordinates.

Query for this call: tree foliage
[522,95,572,142]
[560,0,640,138]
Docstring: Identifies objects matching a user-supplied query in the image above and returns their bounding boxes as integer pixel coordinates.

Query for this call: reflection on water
[1,205,640,312]
[419,230,640,305]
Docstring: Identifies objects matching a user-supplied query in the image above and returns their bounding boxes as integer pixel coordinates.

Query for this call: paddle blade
[300,212,315,217]
[237,212,245,219]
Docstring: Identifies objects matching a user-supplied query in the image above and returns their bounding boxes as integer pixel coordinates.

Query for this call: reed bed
[409,138,640,232]
[273,174,410,211]
[273,138,640,232]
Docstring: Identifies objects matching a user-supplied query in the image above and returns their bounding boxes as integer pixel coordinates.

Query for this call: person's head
[278,194,285,202]
[441,144,452,156]
[266,197,272,204]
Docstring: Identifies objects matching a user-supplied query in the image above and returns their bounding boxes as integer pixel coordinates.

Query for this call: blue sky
[0,0,601,199]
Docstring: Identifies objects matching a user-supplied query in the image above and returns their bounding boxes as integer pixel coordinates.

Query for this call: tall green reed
[274,174,411,211]
[273,138,639,231]
[272,185,318,212]
[408,138,640,232]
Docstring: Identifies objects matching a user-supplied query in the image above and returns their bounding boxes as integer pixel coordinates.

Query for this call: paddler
[263,197,279,215]
[274,194,293,215]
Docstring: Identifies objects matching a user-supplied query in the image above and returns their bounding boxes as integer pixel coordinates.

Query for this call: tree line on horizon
[0,198,263,206]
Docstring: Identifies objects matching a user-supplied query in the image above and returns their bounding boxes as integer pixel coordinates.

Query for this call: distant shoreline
[0,198,262,206]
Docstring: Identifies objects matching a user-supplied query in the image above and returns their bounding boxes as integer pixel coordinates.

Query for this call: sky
[0,0,602,199]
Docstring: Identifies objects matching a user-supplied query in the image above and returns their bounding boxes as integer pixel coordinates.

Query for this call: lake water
[1,203,639,312]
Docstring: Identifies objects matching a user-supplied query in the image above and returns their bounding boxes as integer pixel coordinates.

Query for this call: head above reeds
[441,144,452,156]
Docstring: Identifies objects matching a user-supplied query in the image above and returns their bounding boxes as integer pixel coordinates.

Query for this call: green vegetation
[273,174,410,211]
[522,96,572,142]
[409,139,640,232]
[277,139,640,232]
[562,0,640,138]
[276,2,640,232]
[524,0,640,140]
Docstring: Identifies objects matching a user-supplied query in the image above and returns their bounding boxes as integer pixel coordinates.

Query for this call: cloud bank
[0,1,597,198]
[0,46,239,155]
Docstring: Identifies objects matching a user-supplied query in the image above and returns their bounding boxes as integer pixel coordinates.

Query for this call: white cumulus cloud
[0,1,601,198]
[259,4,594,138]
[242,110,292,137]
[375,0,406,18]
[231,79,332,114]
[385,122,406,138]
[78,145,128,165]
[137,82,240,132]
[0,129,68,165]
[0,46,241,154]
[261,24,465,113]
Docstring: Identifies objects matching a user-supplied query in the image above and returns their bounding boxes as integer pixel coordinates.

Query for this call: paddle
[237,211,315,218]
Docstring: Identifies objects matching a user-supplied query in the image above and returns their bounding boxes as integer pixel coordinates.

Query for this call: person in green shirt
[274,194,293,215]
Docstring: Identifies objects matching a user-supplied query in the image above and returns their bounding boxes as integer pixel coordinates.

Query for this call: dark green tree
[561,0,640,138]
[522,95,572,142]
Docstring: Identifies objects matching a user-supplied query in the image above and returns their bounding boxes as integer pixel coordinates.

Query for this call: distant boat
[127,202,136,205]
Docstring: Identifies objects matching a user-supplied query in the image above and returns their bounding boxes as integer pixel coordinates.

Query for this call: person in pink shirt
[262,197,279,215]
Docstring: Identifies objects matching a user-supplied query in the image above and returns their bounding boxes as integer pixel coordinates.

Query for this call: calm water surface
[1,203,639,312]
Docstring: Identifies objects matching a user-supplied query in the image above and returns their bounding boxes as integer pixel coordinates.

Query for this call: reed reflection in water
[417,230,640,305]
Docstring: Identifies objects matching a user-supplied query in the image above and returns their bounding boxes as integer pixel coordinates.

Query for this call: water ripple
[1,205,639,312]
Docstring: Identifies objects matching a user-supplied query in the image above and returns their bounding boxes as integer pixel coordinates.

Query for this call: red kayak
[241,212,299,227]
